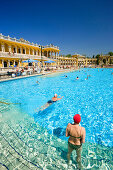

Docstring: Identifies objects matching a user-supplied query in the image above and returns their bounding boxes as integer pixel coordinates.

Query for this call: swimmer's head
[54,94,57,97]
[73,114,81,124]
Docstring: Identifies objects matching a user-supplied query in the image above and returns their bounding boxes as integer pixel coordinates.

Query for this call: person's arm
[66,123,70,137]
[57,96,64,100]
[81,127,86,143]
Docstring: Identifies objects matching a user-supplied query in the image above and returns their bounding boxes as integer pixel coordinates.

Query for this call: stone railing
[0,52,55,61]
[0,52,42,60]
[0,33,59,50]
[44,45,59,50]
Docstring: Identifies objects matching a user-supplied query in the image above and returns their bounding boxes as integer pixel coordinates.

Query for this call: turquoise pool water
[0,68,113,169]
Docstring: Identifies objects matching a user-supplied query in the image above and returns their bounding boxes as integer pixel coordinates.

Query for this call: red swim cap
[73,114,81,123]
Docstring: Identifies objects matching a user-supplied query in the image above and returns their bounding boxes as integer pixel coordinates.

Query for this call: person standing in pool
[66,114,86,168]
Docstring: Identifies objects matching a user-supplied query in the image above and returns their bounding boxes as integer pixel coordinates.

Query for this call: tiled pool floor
[0,102,113,170]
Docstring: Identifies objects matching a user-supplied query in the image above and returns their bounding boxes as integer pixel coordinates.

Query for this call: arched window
[23,48,25,54]
[4,61,7,67]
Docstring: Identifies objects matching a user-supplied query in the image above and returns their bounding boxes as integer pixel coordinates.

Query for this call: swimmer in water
[40,94,63,111]
[65,75,68,78]
[85,75,88,80]
[36,81,39,84]
[76,76,79,80]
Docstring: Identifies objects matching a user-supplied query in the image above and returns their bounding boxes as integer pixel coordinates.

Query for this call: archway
[103,59,106,64]
[4,61,7,67]
[15,61,18,66]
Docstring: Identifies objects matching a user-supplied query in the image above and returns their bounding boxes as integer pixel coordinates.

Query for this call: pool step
[0,118,69,170]
[6,115,113,170]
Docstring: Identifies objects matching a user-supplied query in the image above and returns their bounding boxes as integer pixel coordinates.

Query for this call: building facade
[0,33,60,68]
[99,55,113,65]
[1,33,113,69]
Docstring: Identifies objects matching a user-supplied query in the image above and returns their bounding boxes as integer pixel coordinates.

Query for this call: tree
[95,54,100,65]
[108,52,113,56]
[92,55,95,58]
[66,54,72,57]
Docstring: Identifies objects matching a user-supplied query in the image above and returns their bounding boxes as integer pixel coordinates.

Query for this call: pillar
[33,49,34,55]
[20,48,22,54]
[55,52,56,59]
[25,47,26,54]
[1,44,5,52]
[2,59,4,68]
[19,60,20,67]
[47,51,48,58]
[14,60,15,66]
[29,48,30,55]
[15,47,17,53]
[8,46,12,53]
[58,52,59,59]
[36,50,38,55]
[50,51,52,58]
[39,50,41,56]
[8,60,10,67]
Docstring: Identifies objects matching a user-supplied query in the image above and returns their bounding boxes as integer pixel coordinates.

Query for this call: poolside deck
[0,68,76,83]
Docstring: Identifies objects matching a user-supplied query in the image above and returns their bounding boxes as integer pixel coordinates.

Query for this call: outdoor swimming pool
[0,68,113,169]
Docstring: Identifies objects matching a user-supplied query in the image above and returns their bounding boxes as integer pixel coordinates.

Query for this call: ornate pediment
[19,38,26,43]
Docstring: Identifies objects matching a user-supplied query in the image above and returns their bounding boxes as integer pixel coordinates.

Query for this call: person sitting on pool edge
[40,94,63,111]
[66,114,86,169]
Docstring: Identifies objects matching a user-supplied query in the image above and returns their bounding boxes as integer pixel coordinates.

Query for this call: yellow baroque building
[0,33,60,68]
[58,54,97,67]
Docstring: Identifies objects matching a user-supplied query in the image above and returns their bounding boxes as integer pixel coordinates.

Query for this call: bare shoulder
[68,123,71,126]
[67,123,71,128]
[81,126,86,132]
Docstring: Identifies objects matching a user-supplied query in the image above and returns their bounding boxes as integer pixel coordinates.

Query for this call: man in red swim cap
[66,114,86,169]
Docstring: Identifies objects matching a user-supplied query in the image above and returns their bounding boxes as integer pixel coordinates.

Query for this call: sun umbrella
[44,60,56,63]
[22,59,39,63]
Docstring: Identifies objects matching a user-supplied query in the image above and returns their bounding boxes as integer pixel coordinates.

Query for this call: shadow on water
[53,127,66,137]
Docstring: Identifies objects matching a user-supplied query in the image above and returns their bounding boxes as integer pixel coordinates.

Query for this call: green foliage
[65,54,72,57]
[95,54,100,65]
[108,52,113,56]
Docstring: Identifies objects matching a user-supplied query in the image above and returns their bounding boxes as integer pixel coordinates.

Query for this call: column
[51,51,53,58]
[15,47,17,53]
[1,44,5,52]
[25,47,26,54]
[39,50,41,56]
[2,59,4,68]
[53,52,55,58]
[36,50,38,55]
[33,49,34,55]
[8,46,12,53]
[29,48,30,55]
[55,52,56,59]
[19,60,20,67]
[8,60,10,67]
[20,48,22,54]
[58,52,59,59]
[14,60,15,66]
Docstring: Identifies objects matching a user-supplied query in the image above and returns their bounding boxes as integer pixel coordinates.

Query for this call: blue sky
[0,0,113,57]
